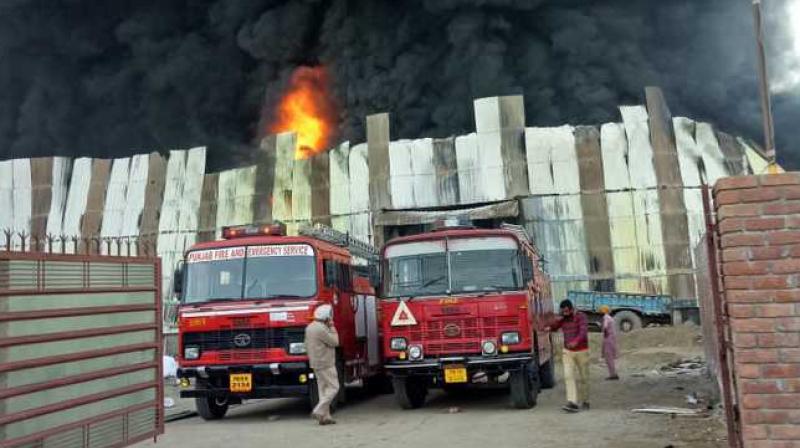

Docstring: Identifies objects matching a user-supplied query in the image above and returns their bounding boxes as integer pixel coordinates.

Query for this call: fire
[270,66,337,160]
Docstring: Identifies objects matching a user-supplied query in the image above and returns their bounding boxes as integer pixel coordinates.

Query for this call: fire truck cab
[379,220,555,409]
[174,223,385,420]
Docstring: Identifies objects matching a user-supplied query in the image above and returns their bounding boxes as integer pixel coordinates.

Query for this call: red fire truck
[379,220,556,409]
[174,223,386,420]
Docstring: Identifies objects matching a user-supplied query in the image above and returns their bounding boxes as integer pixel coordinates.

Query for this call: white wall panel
[620,106,658,189]
[12,159,32,238]
[176,147,206,250]
[101,157,131,241]
[0,160,13,231]
[389,138,437,209]
[525,126,580,195]
[329,142,351,233]
[348,143,371,243]
[120,154,149,237]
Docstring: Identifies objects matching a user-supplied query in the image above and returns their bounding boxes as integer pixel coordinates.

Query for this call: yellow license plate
[444,366,468,384]
[229,373,252,392]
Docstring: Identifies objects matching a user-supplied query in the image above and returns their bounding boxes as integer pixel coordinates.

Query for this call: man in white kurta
[305,304,340,425]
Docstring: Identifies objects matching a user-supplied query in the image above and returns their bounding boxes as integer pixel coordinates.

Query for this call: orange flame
[270,66,337,160]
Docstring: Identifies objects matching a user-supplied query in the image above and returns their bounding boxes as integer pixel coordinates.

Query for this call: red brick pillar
[715,173,800,447]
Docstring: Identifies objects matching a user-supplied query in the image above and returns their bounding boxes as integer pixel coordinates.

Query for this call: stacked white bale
[120,154,150,253]
[455,133,481,204]
[177,147,206,249]
[601,123,642,293]
[0,161,13,237]
[389,138,438,209]
[45,157,73,241]
[619,106,667,294]
[523,126,590,301]
[272,133,296,231]
[292,158,312,230]
[100,157,131,254]
[62,158,93,248]
[471,97,519,202]
[12,159,32,249]
[215,165,256,236]
[329,142,351,233]
[349,143,371,243]
[158,150,187,297]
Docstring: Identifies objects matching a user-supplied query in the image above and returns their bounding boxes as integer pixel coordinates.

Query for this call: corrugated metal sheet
[348,143,371,243]
[329,142,351,233]
[62,158,93,240]
[45,157,72,238]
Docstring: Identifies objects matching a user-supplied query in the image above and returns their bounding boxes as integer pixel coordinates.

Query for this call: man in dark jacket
[548,299,590,413]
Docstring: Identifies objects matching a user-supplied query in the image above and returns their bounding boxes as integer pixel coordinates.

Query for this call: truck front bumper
[177,362,311,399]
[384,354,533,377]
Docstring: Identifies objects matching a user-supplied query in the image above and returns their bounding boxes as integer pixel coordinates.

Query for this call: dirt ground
[142,326,728,448]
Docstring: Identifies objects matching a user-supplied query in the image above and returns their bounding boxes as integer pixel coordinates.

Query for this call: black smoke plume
[0,0,798,169]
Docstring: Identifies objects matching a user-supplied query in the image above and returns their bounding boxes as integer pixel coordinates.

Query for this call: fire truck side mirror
[173,264,184,296]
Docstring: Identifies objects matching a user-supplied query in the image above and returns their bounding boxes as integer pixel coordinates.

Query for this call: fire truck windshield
[383,236,522,298]
[182,244,317,304]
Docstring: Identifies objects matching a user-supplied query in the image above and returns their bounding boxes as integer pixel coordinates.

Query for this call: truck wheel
[539,356,556,389]
[615,310,643,333]
[196,396,229,420]
[510,364,539,409]
[392,376,427,409]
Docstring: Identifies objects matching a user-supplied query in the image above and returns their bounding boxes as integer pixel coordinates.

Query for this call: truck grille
[182,327,305,352]
[404,316,521,355]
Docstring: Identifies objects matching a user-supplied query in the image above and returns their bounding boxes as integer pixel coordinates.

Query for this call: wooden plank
[432,137,459,205]
[196,173,219,243]
[252,137,277,225]
[29,158,53,241]
[45,157,72,238]
[575,126,615,291]
[645,88,694,305]
[367,113,391,215]
[80,159,111,246]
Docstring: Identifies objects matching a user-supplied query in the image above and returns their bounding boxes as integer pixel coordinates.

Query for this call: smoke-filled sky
[0,0,798,170]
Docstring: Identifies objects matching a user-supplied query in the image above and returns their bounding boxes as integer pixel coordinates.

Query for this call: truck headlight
[390,337,407,351]
[482,340,497,356]
[501,332,520,345]
[184,346,200,360]
[408,345,423,361]
[289,342,306,355]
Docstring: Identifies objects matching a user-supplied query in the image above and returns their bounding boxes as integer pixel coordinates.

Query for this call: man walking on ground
[305,304,340,425]
[547,299,590,413]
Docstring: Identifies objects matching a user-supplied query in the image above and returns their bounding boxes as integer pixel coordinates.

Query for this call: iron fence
[0,229,157,257]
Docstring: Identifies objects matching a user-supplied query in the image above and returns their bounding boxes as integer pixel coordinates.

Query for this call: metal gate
[696,185,742,448]
[0,235,163,448]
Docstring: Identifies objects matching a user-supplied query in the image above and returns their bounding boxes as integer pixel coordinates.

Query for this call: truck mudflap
[177,362,311,399]
[384,354,534,376]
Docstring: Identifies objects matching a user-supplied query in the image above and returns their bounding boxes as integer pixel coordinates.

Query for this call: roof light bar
[222,222,286,239]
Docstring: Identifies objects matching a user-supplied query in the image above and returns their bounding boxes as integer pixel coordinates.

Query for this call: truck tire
[196,396,229,420]
[392,376,427,409]
[510,363,539,409]
[615,310,643,333]
[539,356,556,389]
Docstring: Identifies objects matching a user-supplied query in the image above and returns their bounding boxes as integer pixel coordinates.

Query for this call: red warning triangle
[391,301,417,326]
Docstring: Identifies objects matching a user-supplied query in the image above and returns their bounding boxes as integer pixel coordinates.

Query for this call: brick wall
[715,172,800,447]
